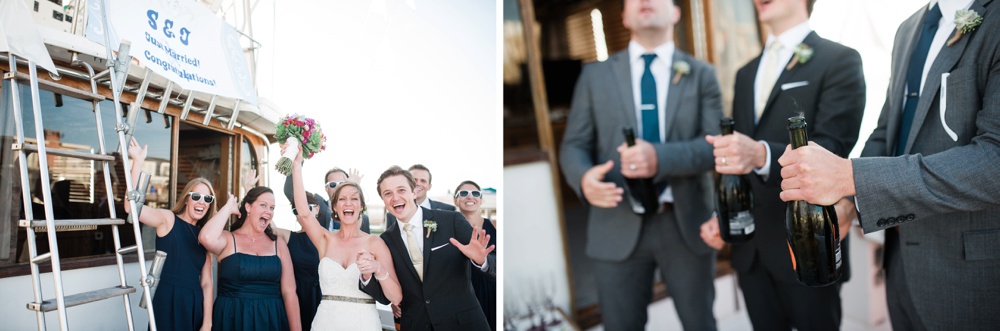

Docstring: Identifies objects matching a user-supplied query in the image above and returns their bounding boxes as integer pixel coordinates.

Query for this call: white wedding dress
[311,258,381,330]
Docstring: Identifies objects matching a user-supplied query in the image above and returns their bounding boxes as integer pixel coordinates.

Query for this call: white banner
[86,0,257,104]
[0,0,58,73]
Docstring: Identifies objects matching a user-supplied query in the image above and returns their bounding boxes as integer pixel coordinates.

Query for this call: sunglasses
[188,192,215,203]
[292,204,319,216]
[326,181,344,189]
[455,190,482,198]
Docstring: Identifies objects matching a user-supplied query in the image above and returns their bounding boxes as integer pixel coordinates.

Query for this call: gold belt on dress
[322,295,375,304]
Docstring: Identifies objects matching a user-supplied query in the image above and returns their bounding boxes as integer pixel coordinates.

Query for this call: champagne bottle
[714,118,755,243]
[622,127,659,215]
[785,116,842,286]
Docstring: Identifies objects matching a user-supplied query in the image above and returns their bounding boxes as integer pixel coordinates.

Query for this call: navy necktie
[641,54,660,143]
[896,4,942,156]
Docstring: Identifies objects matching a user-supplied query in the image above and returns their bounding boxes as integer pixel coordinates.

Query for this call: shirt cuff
[471,258,489,271]
[753,141,772,180]
[360,274,372,286]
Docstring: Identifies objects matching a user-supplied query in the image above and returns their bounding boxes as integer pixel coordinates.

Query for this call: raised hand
[222,193,241,217]
[450,226,495,265]
[348,168,364,185]
[128,137,147,163]
[581,160,623,208]
[243,169,259,191]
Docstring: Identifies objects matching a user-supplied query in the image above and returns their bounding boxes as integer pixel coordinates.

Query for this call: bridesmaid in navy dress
[454,180,497,331]
[199,187,301,331]
[128,138,216,330]
[274,192,325,330]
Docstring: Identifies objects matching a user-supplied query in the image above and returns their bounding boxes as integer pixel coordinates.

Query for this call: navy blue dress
[150,216,207,331]
[212,235,288,331]
[472,219,498,331]
[288,231,321,330]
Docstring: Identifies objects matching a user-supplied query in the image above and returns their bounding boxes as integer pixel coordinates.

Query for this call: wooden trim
[0,252,157,278]
[504,148,550,166]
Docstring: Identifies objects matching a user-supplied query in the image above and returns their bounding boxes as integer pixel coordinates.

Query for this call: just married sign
[85,0,257,104]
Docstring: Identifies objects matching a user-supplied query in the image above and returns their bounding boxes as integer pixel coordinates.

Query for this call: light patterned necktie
[756,42,783,122]
[403,223,424,281]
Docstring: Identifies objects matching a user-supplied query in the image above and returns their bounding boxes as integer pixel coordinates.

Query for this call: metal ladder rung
[27,286,136,312]
[19,218,126,229]
[31,252,52,264]
[16,143,115,161]
[8,71,107,101]
[117,245,138,255]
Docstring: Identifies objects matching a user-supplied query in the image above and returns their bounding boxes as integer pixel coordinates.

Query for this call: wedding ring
[629,164,637,171]
[722,156,727,165]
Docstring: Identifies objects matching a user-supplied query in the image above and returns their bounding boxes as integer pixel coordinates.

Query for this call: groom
[360,166,495,330]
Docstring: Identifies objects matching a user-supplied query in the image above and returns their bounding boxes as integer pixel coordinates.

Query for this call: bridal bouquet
[274,114,327,176]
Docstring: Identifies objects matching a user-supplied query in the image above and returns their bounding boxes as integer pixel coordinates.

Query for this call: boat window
[175,122,235,225]
[0,79,173,267]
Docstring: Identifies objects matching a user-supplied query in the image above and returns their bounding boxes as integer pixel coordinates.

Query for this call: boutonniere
[423,220,437,238]
[672,61,690,84]
[947,9,983,46]
[786,44,813,70]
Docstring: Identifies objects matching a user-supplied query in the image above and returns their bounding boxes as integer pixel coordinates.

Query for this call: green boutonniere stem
[947,30,964,46]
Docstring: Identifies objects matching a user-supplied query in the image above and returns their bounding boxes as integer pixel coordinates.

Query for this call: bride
[289,144,402,330]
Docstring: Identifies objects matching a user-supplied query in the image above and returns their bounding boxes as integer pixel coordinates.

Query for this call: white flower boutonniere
[672,61,690,84]
[423,220,437,238]
[786,44,813,70]
[948,9,983,46]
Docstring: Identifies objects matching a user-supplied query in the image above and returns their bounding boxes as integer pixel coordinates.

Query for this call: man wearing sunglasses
[283,168,370,234]
[385,164,455,231]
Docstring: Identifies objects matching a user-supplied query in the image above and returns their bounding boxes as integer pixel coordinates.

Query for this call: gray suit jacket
[559,48,722,261]
[854,0,1000,328]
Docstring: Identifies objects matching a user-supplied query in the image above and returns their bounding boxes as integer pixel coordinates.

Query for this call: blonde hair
[171,178,218,227]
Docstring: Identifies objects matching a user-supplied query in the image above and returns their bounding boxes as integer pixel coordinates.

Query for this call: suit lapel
[902,0,986,153]
[662,52,687,139]
[736,57,761,135]
[611,51,638,126]
[759,32,817,129]
[421,208,434,277]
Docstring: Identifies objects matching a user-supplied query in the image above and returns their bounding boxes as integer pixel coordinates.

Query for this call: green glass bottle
[714,118,755,243]
[785,116,842,286]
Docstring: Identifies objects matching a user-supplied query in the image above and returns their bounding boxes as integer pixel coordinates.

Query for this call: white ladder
[5,49,157,330]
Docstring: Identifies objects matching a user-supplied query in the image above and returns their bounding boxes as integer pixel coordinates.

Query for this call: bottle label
[728,211,755,235]
[834,243,842,269]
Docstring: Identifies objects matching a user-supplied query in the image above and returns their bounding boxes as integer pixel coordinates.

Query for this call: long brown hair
[171,178,218,227]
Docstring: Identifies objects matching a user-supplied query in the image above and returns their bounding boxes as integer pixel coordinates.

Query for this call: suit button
[425,300,431,304]
[907,214,915,221]
[877,219,884,227]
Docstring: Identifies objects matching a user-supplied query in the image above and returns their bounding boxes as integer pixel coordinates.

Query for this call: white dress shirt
[754,21,813,179]
[628,40,676,203]
[906,0,974,101]
[419,198,432,210]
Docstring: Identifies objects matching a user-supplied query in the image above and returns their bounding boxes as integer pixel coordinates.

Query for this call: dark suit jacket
[730,31,864,284]
[853,1,1000,328]
[283,174,370,233]
[384,199,455,231]
[559,48,722,261]
[361,208,495,331]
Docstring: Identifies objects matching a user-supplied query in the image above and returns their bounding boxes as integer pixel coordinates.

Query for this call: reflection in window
[241,137,259,193]
[0,79,173,265]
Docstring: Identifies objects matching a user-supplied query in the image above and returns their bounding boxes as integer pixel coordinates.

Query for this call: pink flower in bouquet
[274,113,327,175]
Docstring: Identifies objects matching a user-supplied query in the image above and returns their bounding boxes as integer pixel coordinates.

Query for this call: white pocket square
[431,243,450,251]
[781,81,809,90]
